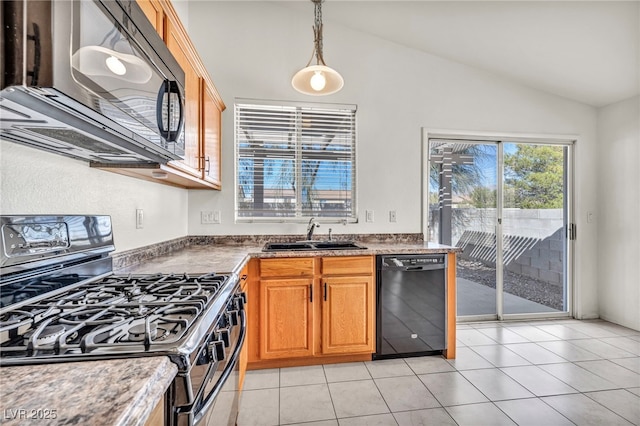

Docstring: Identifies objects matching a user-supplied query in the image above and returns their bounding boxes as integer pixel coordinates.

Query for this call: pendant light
[291,0,344,96]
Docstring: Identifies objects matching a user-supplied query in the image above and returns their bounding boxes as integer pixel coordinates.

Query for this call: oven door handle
[193,308,246,425]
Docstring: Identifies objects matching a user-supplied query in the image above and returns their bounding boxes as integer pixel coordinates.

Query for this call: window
[235,100,357,222]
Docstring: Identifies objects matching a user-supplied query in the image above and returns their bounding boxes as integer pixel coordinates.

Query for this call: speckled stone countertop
[0,236,457,425]
[0,357,177,426]
[116,240,460,275]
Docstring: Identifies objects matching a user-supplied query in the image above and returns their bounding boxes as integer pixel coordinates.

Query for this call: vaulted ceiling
[282,1,639,107]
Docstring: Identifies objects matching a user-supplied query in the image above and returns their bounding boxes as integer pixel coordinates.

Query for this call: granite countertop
[0,238,458,424]
[116,240,460,275]
[0,357,177,426]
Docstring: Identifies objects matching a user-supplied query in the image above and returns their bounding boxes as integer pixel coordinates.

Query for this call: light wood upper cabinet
[201,80,223,186]
[137,0,164,37]
[100,0,225,190]
[162,2,225,189]
[165,15,201,175]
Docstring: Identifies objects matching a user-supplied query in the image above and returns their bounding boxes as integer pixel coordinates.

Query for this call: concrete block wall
[505,228,565,286]
[447,207,566,286]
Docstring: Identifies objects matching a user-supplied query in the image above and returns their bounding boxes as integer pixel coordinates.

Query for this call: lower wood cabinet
[144,393,165,426]
[248,255,375,367]
[322,275,374,355]
[260,278,315,360]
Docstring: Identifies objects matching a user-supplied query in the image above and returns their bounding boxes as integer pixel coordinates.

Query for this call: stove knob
[218,328,230,347]
[226,310,239,326]
[208,340,225,362]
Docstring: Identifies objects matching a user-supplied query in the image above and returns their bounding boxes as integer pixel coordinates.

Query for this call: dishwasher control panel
[381,255,446,268]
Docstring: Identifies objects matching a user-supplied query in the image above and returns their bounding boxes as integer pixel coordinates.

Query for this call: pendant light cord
[305,0,326,67]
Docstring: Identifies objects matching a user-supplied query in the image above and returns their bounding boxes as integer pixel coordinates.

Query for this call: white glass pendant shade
[72,46,152,84]
[292,64,344,96]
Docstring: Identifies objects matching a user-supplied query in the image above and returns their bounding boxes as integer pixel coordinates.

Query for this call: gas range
[0,215,245,426]
[1,272,235,363]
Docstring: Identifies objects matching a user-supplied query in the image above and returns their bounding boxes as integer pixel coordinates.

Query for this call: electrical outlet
[201,211,221,224]
[587,211,594,223]
[136,209,144,229]
[365,210,374,223]
[201,211,215,224]
[389,210,397,222]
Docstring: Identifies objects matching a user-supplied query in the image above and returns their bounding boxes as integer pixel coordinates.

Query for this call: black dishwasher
[374,254,447,359]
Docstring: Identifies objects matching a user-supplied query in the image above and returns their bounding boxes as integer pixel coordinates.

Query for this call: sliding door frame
[422,128,576,322]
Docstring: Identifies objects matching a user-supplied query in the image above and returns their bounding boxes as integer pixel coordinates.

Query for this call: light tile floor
[238,319,640,425]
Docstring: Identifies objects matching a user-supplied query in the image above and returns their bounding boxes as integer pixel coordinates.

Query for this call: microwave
[0,0,185,164]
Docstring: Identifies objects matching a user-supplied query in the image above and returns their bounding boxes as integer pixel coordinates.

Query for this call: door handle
[309,284,313,302]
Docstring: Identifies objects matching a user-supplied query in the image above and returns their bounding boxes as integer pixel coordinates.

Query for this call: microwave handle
[157,80,184,142]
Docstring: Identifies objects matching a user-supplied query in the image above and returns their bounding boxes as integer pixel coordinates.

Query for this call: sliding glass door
[501,143,570,315]
[428,142,498,317]
[427,137,573,320]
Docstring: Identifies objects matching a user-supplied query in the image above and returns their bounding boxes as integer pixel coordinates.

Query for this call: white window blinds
[235,100,357,221]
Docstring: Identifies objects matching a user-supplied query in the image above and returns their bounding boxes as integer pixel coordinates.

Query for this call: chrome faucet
[306,217,320,241]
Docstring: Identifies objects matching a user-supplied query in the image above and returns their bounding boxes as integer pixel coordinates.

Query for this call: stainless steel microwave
[0,0,185,164]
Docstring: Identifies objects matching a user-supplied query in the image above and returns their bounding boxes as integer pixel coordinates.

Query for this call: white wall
[0,1,608,321]
[0,142,189,253]
[185,1,600,319]
[596,96,640,331]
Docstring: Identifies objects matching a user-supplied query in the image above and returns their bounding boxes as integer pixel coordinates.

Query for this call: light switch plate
[136,209,144,229]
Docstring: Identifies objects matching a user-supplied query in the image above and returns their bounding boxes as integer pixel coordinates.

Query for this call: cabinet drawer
[260,258,315,278]
[322,256,374,276]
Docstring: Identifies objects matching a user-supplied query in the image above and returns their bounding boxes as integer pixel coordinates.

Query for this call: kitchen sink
[262,241,367,252]
[262,242,316,251]
[312,241,364,250]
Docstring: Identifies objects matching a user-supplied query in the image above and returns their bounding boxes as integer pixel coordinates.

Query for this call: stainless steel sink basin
[262,241,366,252]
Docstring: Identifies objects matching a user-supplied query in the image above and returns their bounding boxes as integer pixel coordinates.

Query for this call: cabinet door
[136,0,164,37]
[201,82,222,187]
[165,18,201,176]
[260,279,315,359]
[322,276,375,354]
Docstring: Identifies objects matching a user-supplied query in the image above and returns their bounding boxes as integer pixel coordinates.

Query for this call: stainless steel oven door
[173,301,246,426]
[197,310,245,426]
